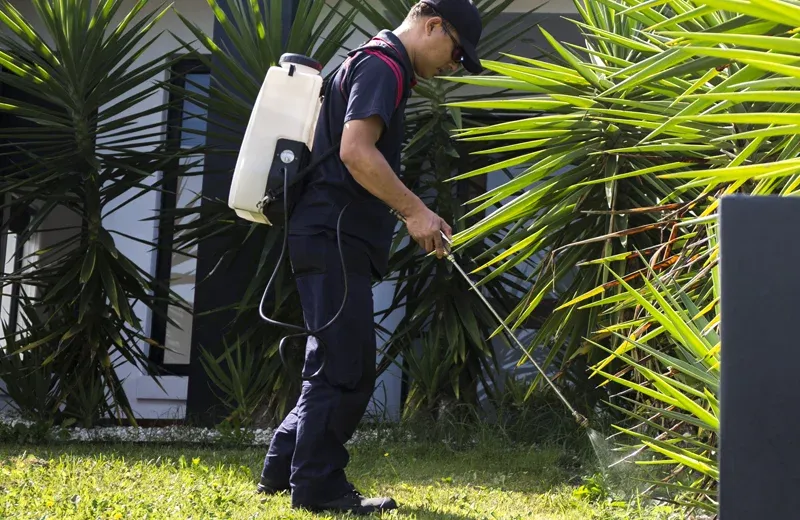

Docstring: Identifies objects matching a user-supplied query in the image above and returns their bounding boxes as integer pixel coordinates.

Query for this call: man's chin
[413,67,438,80]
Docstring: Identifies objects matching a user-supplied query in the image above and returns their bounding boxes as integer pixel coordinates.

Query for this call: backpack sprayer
[227,53,589,429]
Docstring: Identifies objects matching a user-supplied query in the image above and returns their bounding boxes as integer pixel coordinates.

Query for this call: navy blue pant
[260,233,376,506]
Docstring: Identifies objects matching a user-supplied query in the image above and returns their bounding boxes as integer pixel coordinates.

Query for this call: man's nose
[448,61,460,73]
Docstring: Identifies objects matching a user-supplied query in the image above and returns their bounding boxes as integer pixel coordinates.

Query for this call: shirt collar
[370,30,418,89]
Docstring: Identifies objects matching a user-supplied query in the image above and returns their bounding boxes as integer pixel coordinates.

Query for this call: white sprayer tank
[228,54,323,224]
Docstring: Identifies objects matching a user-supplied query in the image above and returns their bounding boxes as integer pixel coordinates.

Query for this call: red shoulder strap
[338,39,408,110]
[362,49,404,108]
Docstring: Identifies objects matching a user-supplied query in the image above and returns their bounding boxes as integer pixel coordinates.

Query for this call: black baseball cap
[420,0,483,73]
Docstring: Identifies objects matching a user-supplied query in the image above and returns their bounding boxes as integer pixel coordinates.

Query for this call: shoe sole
[300,506,396,515]
[296,500,398,516]
[256,483,289,495]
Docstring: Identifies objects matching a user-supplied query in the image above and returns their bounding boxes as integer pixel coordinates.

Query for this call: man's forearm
[341,145,425,218]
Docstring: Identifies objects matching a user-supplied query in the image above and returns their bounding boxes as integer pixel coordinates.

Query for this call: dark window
[0,62,55,340]
[149,58,210,375]
[0,199,18,335]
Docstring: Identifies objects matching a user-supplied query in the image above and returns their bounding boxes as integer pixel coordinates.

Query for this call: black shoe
[256,477,289,496]
[297,486,397,515]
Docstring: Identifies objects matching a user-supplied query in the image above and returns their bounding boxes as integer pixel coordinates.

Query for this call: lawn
[0,436,678,519]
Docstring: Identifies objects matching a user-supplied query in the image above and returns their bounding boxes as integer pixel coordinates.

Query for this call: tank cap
[279,53,322,72]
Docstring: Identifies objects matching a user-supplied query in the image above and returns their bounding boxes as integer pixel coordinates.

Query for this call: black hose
[258,166,351,380]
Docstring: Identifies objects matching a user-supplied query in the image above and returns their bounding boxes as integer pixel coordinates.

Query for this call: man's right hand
[405,205,452,259]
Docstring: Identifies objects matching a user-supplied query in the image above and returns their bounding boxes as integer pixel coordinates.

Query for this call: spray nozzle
[574,413,590,429]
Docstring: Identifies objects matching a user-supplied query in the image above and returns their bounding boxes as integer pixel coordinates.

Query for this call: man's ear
[424,16,440,36]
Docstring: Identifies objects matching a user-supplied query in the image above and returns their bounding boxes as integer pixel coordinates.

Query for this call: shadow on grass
[384,506,476,520]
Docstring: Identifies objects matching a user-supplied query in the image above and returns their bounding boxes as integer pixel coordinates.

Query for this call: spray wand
[391,209,590,430]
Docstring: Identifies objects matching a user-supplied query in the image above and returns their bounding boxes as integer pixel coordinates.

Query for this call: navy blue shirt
[289,31,416,279]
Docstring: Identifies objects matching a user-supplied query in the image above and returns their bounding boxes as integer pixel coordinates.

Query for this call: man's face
[416,17,463,79]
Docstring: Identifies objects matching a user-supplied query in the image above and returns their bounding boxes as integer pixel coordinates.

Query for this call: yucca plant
[343,0,544,414]
[444,0,800,513]
[168,0,360,424]
[0,0,198,425]
[442,0,800,390]
[441,5,718,386]
[574,236,720,512]
[199,336,285,428]
[397,330,455,419]
[588,3,798,511]
[0,306,62,424]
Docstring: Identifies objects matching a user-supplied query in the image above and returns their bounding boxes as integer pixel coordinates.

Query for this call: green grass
[0,438,678,519]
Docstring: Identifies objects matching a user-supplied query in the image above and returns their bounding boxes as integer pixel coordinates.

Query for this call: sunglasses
[441,23,464,63]
[428,7,464,63]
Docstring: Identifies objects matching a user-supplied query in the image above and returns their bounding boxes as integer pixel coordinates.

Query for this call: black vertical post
[282,0,297,48]
[185,0,299,426]
[719,195,800,518]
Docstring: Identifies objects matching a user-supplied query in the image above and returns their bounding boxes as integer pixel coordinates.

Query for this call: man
[257,0,483,514]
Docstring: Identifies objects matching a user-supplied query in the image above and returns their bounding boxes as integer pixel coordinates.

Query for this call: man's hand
[405,205,452,259]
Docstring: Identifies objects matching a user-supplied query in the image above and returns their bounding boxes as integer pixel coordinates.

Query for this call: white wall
[507,0,578,13]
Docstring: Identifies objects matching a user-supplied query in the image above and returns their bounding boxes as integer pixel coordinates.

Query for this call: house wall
[508,0,578,12]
